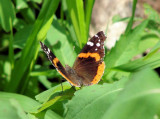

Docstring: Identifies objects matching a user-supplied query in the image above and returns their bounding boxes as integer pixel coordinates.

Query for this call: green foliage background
[0,0,160,119]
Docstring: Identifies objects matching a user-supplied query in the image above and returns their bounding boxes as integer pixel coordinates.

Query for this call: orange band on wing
[53,58,59,67]
[91,62,105,84]
[53,58,79,87]
[78,53,100,61]
[58,70,79,87]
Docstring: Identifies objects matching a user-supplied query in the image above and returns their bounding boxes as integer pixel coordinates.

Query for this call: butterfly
[40,31,106,87]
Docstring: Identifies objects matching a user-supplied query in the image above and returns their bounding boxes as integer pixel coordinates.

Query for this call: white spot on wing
[87,41,94,46]
[96,43,100,47]
[95,48,98,51]
[95,34,99,38]
[98,39,100,42]
[48,49,50,53]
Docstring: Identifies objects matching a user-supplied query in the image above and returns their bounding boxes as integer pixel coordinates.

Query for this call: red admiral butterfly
[40,31,106,87]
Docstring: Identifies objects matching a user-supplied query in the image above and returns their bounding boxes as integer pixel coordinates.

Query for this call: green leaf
[104,20,148,78]
[0,92,62,119]
[125,0,137,33]
[35,82,72,103]
[44,110,63,119]
[76,0,87,46]
[0,99,22,119]
[9,19,14,71]
[0,0,15,32]
[34,82,76,113]
[16,0,28,10]
[102,68,160,119]
[13,18,27,31]
[30,69,60,77]
[113,47,160,72]
[30,0,42,4]
[85,0,95,37]
[144,4,160,24]
[20,7,35,23]
[66,0,88,48]
[65,78,128,119]
[0,92,40,113]
[13,25,33,49]
[0,56,11,88]
[46,19,77,66]
[138,33,159,54]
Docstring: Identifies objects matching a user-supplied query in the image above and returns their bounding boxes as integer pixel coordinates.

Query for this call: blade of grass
[125,0,137,34]
[66,0,89,48]
[75,0,87,46]
[66,0,81,47]
[5,0,60,92]
[9,18,14,70]
[85,0,95,37]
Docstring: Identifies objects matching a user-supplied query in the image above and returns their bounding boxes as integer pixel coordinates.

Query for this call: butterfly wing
[40,42,79,86]
[73,31,106,86]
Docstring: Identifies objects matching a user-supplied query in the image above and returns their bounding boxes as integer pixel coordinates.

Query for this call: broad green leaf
[138,33,159,54]
[27,113,38,119]
[0,92,40,113]
[113,47,160,72]
[34,82,75,114]
[44,110,63,119]
[0,92,61,119]
[35,82,72,103]
[0,0,15,32]
[5,0,60,92]
[150,40,160,52]
[10,99,28,119]
[14,25,33,49]
[0,99,22,119]
[65,78,128,119]
[46,18,77,66]
[104,20,148,78]
[102,68,160,119]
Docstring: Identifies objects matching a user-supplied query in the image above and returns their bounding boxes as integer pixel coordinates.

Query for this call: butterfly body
[40,31,106,87]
